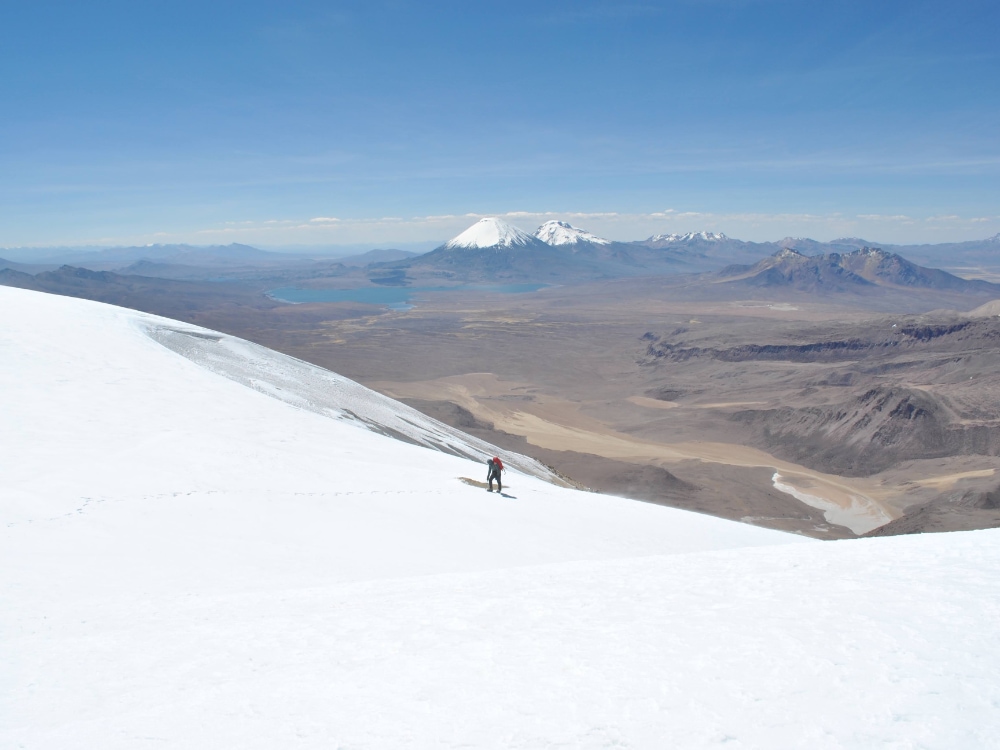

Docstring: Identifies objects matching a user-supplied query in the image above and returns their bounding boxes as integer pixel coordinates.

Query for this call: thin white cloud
[858,214,912,221]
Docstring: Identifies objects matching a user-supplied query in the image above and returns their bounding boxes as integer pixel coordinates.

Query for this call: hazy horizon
[2,215,998,257]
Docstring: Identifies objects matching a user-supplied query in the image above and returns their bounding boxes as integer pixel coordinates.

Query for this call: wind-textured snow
[2,286,999,749]
[534,219,612,245]
[443,217,537,249]
[648,231,728,242]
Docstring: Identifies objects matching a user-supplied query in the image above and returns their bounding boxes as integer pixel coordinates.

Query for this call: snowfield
[2,287,999,748]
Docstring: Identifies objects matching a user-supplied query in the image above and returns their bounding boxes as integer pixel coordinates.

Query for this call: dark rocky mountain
[776,236,871,254]
[777,234,1000,269]
[718,246,1000,294]
[0,267,37,288]
[658,233,1000,275]
[838,246,997,290]
[718,247,875,292]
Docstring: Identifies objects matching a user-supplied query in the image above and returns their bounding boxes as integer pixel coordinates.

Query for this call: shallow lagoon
[268,283,550,309]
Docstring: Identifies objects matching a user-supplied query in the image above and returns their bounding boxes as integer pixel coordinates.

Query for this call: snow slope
[443,217,538,249]
[2,287,999,748]
[534,219,612,246]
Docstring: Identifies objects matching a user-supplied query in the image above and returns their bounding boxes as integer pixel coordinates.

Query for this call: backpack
[492,457,504,472]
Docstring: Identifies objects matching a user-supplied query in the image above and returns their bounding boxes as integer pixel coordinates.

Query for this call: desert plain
[202,273,1000,539]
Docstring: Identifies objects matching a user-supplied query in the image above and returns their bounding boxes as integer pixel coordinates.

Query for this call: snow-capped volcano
[444,217,537,249]
[406,217,555,281]
[647,231,728,243]
[534,220,612,246]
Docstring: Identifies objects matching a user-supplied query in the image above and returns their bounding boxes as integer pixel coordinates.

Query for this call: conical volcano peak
[534,220,611,246]
[444,217,537,249]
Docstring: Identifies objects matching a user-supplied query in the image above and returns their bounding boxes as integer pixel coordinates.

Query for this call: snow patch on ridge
[648,231,728,243]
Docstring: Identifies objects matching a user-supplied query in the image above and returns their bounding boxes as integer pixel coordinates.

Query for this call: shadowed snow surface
[2,287,998,749]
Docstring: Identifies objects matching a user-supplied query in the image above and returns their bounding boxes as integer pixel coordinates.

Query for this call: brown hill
[718,247,1000,295]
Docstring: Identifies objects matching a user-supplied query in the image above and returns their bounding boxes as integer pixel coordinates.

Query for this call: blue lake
[268,283,550,309]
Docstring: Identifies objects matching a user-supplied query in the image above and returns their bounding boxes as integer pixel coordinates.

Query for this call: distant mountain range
[0,264,275,318]
[0,243,313,271]
[336,248,420,266]
[0,256,56,274]
[388,219,1000,285]
[3,223,1000,297]
[5,229,998,278]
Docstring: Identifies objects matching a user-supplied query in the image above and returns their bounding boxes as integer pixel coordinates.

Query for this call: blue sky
[1,0,997,248]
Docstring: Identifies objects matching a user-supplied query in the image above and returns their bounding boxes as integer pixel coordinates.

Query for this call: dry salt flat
[1,286,998,749]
